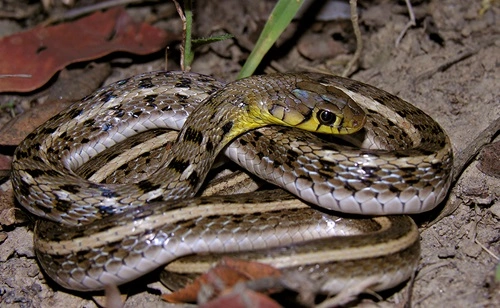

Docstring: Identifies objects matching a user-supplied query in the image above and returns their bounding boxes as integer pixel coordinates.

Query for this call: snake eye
[317,110,337,126]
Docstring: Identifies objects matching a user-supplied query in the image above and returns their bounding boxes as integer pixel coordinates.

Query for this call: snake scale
[11,71,453,294]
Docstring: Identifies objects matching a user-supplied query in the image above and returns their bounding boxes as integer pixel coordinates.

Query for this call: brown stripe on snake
[11,71,452,292]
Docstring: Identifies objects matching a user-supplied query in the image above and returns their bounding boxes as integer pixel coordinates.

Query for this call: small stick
[395,0,416,47]
[342,0,362,77]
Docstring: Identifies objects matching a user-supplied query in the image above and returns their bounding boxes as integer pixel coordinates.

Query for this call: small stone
[490,202,500,219]
[437,247,456,259]
[462,241,482,258]
[477,141,500,178]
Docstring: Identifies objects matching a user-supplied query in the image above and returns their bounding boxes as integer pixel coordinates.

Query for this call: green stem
[238,0,304,79]
[183,0,194,70]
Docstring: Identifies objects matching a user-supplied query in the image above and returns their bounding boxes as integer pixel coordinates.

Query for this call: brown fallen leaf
[220,257,282,280]
[200,287,282,308]
[477,141,500,178]
[0,63,111,146]
[0,7,175,92]
[0,154,12,171]
[0,100,72,146]
[162,258,282,304]
[162,264,250,303]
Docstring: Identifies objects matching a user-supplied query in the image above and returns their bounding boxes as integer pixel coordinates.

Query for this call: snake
[10,71,453,294]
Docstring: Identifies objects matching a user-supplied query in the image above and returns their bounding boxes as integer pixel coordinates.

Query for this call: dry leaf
[0,7,175,92]
[162,258,282,304]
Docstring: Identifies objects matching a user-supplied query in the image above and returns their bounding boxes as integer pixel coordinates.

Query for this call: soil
[0,0,499,307]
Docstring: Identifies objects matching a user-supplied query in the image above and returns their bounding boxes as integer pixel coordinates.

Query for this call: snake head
[268,80,366,135]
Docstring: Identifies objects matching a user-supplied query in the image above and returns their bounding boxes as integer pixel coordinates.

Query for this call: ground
[0,0,499,307]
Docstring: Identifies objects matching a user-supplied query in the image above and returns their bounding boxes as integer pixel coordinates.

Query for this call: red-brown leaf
[200,288,282,308]
[162,264,250,303]
[162,258,282,304]
[0,7,175,92]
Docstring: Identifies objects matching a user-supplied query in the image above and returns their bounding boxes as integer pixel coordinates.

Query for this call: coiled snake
[11,71,453,293]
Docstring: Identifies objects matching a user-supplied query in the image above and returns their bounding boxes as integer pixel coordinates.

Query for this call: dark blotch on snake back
[286,149,299,162]
[83,119,95,127]
[99,187,119,198]
[36,203,53,215]
[116,78,130,86]
[221,121,233,137]
[144,94,158,105]
[58,131,68,140]
[40,126,58,135]
[175,93,190,100]
[67,108,83,119]
[26,168,50,178]
[169,158,191,174]
[136,180,162,193]
[423,148,437,156]
[361,166,381,177]
[399,166,417,173]
[404,178,420,185]
[15,150,28,159]
[187,170,199,187]
[388,185,401,193]
[138,78,155,89]
[183,127,203,145]
[59,184,81,194]
[175,77,193,88]
[161,105,172,112]
[17,179,31,198]
[117,164,128,171]
[28,153,41,161]
[25,131,38,143]
[252,130,264,140]
[97,205,117,215]
[148,196,164,203]
[100,91,117,103]
[54,198,73,212]
[205,139,214,152]
[431,162,444,170]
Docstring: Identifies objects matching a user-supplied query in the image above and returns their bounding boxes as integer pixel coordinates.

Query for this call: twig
[395,0,416,47]
[0,74,32,78]
[414,48,479,84]
[172,0,190,71]
[476,238,500,261]
[42,0,145,25]
[342,0,362,77]
[471,206,500,261]
[402,270,417,308]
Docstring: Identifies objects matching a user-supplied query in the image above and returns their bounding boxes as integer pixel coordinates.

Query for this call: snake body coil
[11,71,452,292]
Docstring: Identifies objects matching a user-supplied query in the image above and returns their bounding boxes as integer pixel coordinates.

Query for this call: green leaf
[238,0,304,79]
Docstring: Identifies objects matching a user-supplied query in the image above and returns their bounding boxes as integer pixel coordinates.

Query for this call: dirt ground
[0,0,499,307]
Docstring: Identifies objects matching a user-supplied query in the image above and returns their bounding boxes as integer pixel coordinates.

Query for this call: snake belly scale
[11,71,453,292]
